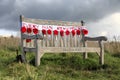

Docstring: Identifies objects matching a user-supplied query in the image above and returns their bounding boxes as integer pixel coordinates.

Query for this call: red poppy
[66,30,70,35]
[27,27,32,33]
[26,39,31,43]
[47,29,52,35]
[60,30,64,36]
[71,30,76,36]
[21,26,26,33]
[76,29,80,35]
[33,28,38,34]
[53,30,58,35]
[82,29,88,35]
[42,29,46,35]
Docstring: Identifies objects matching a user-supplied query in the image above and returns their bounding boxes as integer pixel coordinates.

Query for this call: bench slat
[23,47,36,52]
[40,47,100,53]
[22,16,81,26]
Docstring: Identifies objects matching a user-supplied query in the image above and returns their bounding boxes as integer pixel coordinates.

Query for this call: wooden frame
[20,15,107,66]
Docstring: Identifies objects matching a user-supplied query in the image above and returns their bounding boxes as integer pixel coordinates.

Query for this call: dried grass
[0,37,20,50]
[0,36,120,54]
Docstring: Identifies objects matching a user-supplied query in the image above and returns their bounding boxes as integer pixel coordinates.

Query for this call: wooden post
[83,41,88,59]
[61,36,64,47]
[35,38,40,66]
[43,35,46,47]
[75,35,77,47]
[20,15,27,63]
[99,41,104,65]
[81,20,88,59]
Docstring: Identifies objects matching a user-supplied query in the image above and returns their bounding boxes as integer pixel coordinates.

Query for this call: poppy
[82,29,88,35]
[76,29,80,35]
[66,30,70,35]
[71,30,76,36]
[60,30,64,36]
[26,39,31,43]
[27,27,32,33]
[42,29,46,35]
[33,28,38,34]
[54,30,58,35]
[21,26,26,33]
[47,29,52,35]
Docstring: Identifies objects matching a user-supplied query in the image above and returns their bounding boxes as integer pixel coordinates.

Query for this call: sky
[0,0,120,40]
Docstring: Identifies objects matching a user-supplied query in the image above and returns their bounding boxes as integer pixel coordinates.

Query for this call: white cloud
[87,12,120,38]
[0,29,17,37]
[100,31,108,36]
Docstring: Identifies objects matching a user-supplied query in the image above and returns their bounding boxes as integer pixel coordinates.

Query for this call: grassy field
[0,37,120,80]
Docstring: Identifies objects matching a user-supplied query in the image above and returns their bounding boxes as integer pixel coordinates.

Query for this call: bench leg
[21,49,27,63]
[35,50,40,66]
[99,41,104,65]
[83,40,88,59]
[99,50,104,65]
[35,50,44,66]
[83,52,88,59]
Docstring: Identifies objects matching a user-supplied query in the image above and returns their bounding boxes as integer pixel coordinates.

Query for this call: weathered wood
[99,41,104,65]
[81,22,88,59]
[83,41,88,59]
[22,16,81,26]
[20,15,27,63]
[20,15,107,66]
[35,39,39,66]
[42,35,46,47]
[23,47,36,52]
[40,47,100,53]
[22,34,43,39]
[84,36,107,41]
[36,40,45,66]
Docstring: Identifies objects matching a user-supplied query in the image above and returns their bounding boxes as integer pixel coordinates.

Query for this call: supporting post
[20,15,27,63]
[35,38,40,66]
[99,41,104,65]
[83,41,88,59]
[81,20,88,59]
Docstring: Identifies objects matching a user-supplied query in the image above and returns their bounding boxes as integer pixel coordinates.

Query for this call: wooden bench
[20,15,107,66]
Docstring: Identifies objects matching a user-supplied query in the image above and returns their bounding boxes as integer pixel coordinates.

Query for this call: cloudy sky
[0,0,120,40]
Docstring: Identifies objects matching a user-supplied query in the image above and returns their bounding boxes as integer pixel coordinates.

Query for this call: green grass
[0,48,120,80]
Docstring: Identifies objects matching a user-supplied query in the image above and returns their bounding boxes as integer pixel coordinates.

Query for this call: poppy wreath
[33,28,38,34]
[60,30,64,36]
[42,29,46,35]
[47,29,52,35]
[71,29,76,36]
[21,26,26,33]
[76,29,80,35]
[26,39,31,43]
[82,29,88,35]
[53,30,58,35]
[65,30,70,36]
[27,27,32,33]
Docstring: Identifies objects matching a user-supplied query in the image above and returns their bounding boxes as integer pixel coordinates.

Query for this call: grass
[0,37,120,80]
[1,49,120,80]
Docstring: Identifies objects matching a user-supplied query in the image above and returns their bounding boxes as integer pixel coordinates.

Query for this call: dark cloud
[0,0,15,17]
[0,0,120,31]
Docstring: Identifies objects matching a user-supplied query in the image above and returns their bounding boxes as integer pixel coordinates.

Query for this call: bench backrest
[20,15,88,48]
